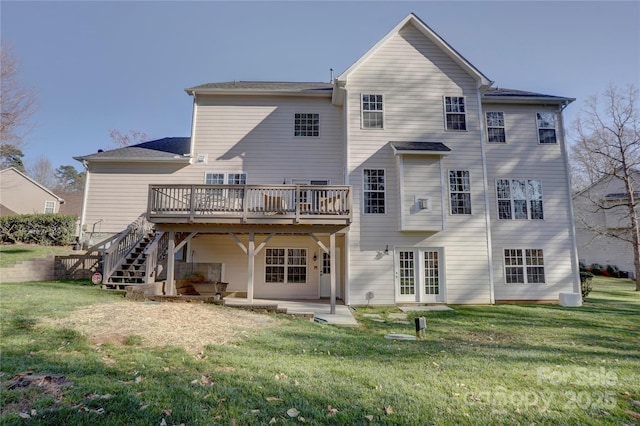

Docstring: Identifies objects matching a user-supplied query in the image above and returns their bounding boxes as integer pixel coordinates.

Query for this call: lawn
[0,277,638,425]
[0,244,75,268]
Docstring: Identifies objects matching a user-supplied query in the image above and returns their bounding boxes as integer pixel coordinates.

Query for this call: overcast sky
[2,1,639,171]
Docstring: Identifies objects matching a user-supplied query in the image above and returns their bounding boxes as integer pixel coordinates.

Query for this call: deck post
[166,231,175,296]
[330,232,336,314]
[247,232,255,303]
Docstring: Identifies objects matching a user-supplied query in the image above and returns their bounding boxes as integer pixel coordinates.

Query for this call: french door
[395,248,444,303]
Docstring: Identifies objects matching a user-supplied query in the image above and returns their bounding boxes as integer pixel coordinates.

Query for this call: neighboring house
[75,13,580,305]
[58,192,84,236]
[0,167,65,215]
[573,170,639,277]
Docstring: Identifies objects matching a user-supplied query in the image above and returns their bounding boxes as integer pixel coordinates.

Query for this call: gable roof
[186,81,333,97]
[0,167,64,202]
[336,13,492,88]
[74,137,191,163]
[57,192,83,216]
[483,88,575,106]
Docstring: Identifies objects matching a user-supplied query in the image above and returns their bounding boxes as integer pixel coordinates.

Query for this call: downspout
[79,160,91,245]
[189,93,198,163]
[342,84,351,306]
[557,103,581,294]
[477,85,495,304]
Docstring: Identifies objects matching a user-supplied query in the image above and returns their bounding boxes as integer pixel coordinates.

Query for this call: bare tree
[0,43,37,148]
[571,84,640,290]
[108,129,148,149]
[27,155,57,189]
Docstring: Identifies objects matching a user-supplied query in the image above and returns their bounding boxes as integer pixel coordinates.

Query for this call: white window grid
[496,179,544,220]
[486,111,506,143]
[294,113,320,137]
[536,112,557,144]
[448,170,471,215]
[504,248,545,284]
[265,248,307,284]
[444,96,467,131]
[361,94,384,129]
[204,172,247,185]
[44,201,55,214]
[363,168,386,214]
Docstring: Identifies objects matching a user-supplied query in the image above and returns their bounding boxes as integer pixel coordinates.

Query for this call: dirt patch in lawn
[42,301,280,354]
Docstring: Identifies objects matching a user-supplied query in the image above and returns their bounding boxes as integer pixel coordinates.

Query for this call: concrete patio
[223,298,359,327]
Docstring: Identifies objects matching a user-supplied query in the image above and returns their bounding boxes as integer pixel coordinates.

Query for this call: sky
[1,1,639,172]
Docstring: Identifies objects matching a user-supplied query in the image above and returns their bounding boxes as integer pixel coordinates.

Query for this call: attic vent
[196,154,208,164]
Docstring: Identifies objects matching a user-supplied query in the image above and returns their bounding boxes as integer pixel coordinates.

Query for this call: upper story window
[44,201,55,213]
[496,179,544,220]
[294,113,319,137]
[363,168,385,214]
[449,170,471,215]
[504,248,546,284]
[205,172,247,185]
[486,111,506,143]
[536,112,557,144]
[444,96,466,131]
[361,94,384,129]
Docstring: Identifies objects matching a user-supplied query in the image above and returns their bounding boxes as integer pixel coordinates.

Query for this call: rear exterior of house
[76,13,580,305]
[0,167,64,215]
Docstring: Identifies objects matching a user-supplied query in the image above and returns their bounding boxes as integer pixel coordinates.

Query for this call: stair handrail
[143,231,168,283]
[102,213,153,284]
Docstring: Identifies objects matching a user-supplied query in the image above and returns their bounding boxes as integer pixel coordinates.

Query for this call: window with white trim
[496,179,543,220]
[44,201,55,213]
[265,248,307,284]
[361,94,384,129]
[205,172,246,185]
[444,96,466,130]
[294,113,319,137]
[449,170,471,214]
[363,169,385,214]
[486,111,506,143]
[536,112,557,144]
[504,249,545,284]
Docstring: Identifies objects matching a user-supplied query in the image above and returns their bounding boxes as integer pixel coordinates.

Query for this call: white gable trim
[336,13,492,88]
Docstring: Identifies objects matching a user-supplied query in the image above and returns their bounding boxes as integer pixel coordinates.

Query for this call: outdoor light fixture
[313,253,317,262]
[384,245,389,255]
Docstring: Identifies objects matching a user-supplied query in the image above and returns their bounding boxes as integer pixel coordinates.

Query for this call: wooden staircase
[104,231,155,289]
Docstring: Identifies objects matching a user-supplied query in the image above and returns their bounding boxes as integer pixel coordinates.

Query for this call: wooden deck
[147,184,352,225]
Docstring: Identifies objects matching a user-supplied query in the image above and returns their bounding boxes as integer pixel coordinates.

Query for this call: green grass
[1,278,639,425]
[0,244,74,268]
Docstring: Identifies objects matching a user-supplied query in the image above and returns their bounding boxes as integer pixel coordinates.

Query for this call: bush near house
[580,271,594,298]
[0,214,76,245]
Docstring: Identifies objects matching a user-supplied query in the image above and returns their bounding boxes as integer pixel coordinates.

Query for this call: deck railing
[148,184,351,224]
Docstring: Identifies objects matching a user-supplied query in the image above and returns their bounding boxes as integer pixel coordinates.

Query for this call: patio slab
[398,305,454,312]
[223,298,359,327]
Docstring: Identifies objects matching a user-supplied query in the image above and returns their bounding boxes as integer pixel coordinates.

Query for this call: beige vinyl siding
[398,155,444,231]
[345,24,491,305]
[190,234,346,299]
[193,95,344,185]
[83,163,189,234]
[484,103,576,300]
[0,168,61,214]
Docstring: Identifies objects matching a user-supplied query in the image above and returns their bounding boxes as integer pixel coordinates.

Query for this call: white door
[319,248,341,298]
[395,248,443,303]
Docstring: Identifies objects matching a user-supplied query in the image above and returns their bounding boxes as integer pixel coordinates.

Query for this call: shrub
[580,271,594,298]
[606,264,620,278]
[589,263,603,275]
[0,214,76,245]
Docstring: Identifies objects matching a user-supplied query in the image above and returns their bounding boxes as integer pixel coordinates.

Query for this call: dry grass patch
[42,301,280,354]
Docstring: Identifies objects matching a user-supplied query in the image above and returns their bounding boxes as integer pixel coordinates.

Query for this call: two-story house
[75,13,581,306]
